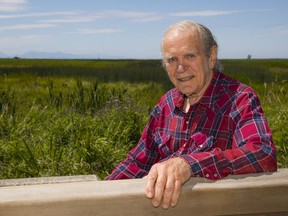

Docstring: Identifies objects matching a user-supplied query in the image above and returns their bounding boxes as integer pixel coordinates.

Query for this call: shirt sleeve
[179,90,277,180]
[105,106,161,180]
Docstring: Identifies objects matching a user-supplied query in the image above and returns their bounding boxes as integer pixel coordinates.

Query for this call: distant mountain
[19,51,124,59]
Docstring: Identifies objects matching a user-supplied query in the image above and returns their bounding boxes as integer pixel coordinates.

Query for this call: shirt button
[205,173,210,178]
[186,121,189,124]
[214,173,218,177]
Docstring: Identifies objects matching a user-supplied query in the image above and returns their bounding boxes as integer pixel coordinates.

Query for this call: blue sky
[0,0,287,59]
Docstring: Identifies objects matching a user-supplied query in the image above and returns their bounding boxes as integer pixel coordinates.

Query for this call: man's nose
[177,59,188,73]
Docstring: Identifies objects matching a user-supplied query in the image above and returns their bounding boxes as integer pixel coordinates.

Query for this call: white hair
[161,20,223,72]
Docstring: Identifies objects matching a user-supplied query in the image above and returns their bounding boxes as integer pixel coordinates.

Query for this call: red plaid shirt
[106,71,277,180]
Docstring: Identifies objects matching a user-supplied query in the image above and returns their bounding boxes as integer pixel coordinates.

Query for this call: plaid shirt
[106,71,277,180]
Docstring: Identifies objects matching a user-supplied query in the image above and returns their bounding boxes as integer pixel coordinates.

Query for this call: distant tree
[247,54,252,60]
[13,56,20,59]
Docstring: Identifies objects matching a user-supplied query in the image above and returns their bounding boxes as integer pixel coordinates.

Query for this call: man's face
[163,31,216,97]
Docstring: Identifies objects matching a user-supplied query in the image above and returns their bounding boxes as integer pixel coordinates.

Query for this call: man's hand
[145,157,191,209]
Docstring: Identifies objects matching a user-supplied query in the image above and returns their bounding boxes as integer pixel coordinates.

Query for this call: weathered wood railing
[1,169,288,216]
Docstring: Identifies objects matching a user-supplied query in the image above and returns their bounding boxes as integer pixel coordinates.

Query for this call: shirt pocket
[154,130,173,159]
[187,132,215,153]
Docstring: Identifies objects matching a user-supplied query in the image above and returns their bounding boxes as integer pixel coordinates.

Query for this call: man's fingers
[145,166,157,199]
[152,172,167,207]
[161,176,175,209]
[170,179,182,207]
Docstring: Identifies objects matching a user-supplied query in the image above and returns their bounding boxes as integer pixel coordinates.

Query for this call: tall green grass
[0,58,287,179]
[0,71,163,179]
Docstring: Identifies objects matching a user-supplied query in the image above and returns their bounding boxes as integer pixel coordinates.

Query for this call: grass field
[0,58,287,179]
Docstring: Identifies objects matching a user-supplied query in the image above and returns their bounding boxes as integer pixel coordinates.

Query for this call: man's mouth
[178,76,194,82]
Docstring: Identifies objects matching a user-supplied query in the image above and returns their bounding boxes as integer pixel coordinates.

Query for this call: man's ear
[209,46,218,70]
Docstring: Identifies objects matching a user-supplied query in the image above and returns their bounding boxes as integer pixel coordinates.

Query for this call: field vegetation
[0,58,287,179]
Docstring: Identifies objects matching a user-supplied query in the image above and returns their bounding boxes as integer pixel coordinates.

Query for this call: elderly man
[105,21,277,209]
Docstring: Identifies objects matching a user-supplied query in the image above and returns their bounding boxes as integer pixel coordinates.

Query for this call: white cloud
[0,9,162,23]
[73,28,124,34]
[169,10,241,17]
[95,10,163,22]
[0,0,27,3]
[0,0,27,11]
[38,15,103,24]
[97,10,155,18]
[0,4,25,11]
[169,9,277,18]
[0,23,56,31]
[0,11,80,19]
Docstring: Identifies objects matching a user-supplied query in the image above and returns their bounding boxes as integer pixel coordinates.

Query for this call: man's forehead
[164,32,202,51]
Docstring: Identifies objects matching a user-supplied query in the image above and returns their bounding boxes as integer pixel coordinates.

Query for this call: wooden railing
[1,169,288,216]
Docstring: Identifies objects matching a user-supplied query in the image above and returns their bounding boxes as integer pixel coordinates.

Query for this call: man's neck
[183,71,213,113]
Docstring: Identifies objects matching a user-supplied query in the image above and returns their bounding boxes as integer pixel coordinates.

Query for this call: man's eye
[186,54,196,59]
[167,57,176,63]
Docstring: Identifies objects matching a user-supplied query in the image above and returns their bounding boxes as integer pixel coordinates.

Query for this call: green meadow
[0,58,287,179]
